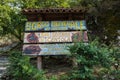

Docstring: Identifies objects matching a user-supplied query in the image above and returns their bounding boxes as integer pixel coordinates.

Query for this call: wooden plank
[23,44,73,55]
[24,31,84,43]
[50,21,86,30]
[25,21,87,31]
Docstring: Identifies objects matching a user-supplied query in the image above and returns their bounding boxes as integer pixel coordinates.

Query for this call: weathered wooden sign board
[23,43,73,55]
[24,31,88,43]
[25,21,86,31]
[23,21,88,55]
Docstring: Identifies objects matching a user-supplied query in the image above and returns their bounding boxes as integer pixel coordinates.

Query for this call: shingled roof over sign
[22,8,87,21]
[22,8,87,14]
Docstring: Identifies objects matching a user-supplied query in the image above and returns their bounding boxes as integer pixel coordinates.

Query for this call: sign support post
[37,56,42,70]
[37,17,42,70]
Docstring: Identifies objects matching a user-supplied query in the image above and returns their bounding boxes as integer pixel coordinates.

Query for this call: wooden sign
[23,44,73,55]
[24,31,88,43]
[23,20,88,55]
[25,21,87,31]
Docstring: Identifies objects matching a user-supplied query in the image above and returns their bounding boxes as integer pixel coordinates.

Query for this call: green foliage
[15,0,70,8]
[98,69,120,80]
[59,74,69,80]
[0,0,26,42]
[68,40,112,80]
[7,51,47,80]
[110,47,120,66]
[49,75,58,80]
[99,46,120,80]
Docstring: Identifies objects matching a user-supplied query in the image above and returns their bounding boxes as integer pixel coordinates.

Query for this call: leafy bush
[67,40,113,80]
[98,46,120,80]
[6,51,47,80]
[110,47,120,70]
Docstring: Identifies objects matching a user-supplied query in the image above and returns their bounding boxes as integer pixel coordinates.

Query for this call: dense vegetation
[1,40,119,80]
[68,40,120,80]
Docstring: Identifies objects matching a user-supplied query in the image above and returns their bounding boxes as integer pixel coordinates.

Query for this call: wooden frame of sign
[22,8,88,70]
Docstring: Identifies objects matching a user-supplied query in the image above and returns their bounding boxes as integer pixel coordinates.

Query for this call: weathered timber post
[37,56,42,70]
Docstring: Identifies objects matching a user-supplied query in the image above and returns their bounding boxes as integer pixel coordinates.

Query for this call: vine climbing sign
[23,21,88,55]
